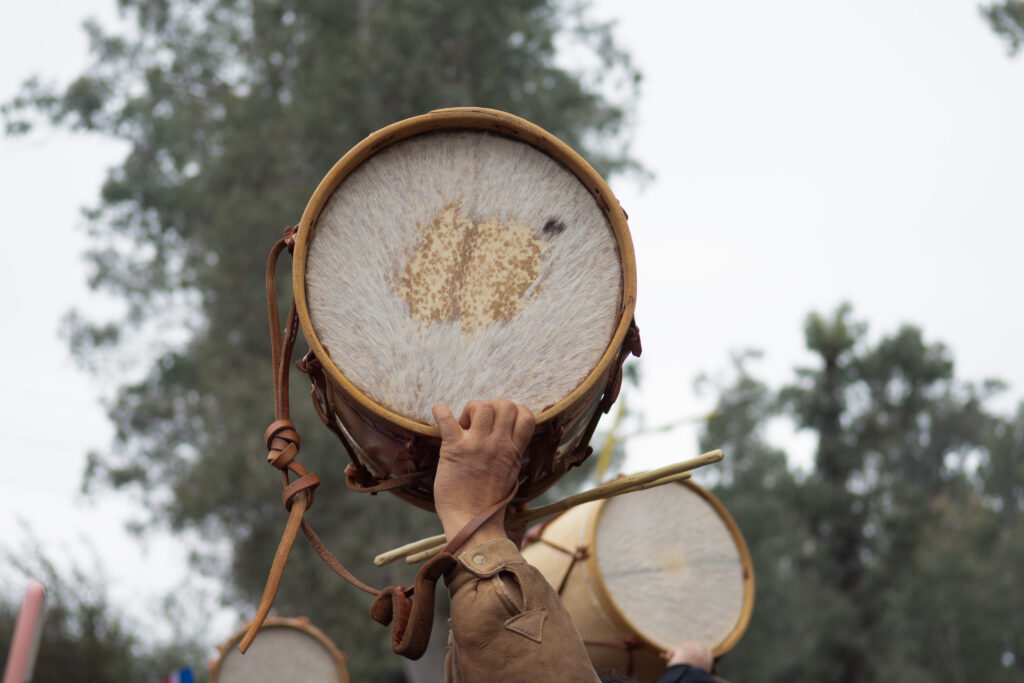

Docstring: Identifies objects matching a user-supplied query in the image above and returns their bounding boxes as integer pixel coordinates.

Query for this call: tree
[977,402,1024,677]
[3,1,641,678]
[704,306,1019,683]
[697,353,841,682]
[0,543,207,683]
[981,1,1024,55]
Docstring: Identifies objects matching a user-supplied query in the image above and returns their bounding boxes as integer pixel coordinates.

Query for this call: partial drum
[211,617,350,683]
[292,107,640,510]
[521,480,754,681]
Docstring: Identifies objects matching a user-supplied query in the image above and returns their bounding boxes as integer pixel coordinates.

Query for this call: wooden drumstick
[375,533,449,566]
[373,449,724,566]
[404,470,696,565]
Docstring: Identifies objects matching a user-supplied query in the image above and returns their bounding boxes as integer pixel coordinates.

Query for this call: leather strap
[369,552,457,658]
[241,227,519,660]
[242,228,387,653]
[345,464,428,493]
[299,350,432,496]
[367,483,517,659]
[443,484,520,557]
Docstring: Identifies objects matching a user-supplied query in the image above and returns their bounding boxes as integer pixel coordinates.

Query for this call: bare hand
[664,641,713,672]
[432,399,535,544]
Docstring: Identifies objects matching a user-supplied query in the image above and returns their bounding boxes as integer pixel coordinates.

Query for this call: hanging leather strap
[240,227,517,660]
[368,484,519,658]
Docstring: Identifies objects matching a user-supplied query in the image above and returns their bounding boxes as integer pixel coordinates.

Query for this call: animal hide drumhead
[213,621,349,683]
[594,483,749,650]
[305,130,622,422]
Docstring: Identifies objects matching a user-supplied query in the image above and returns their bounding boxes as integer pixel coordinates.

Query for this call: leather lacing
[296,349,433,496]
[240,227,512,658]
[536,535,643,676]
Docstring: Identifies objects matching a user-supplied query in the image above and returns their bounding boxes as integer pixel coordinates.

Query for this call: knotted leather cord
[240,227,519,659]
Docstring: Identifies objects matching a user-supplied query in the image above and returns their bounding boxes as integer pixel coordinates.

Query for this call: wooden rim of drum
[210,617,350,683]
[582,479,755,657]
[292,107,638,437]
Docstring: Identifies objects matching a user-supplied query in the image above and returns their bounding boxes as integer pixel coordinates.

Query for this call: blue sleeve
[656,663,716,683]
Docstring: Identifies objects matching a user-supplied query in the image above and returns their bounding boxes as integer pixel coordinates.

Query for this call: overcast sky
[2,0,1022,649]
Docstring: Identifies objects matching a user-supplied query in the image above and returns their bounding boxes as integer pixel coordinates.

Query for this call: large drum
[212,617,350,683]
[291,107,640,510]
[521,480,754,681]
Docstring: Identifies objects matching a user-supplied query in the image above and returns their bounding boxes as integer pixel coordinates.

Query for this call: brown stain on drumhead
[398,203,546,333]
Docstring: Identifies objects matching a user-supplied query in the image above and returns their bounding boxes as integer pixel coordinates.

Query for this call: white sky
[2,0,1022,653]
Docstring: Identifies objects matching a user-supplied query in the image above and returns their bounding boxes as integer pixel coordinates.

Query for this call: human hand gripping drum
[240,108,641,657]
[432,399,603,683]
[431,400,533,545]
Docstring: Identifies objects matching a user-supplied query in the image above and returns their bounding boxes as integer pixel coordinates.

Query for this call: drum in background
[521,480,754,682]
[211,617,350,683]
[292,107,639,510]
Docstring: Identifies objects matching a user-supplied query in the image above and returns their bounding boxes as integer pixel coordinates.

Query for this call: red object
[2,582,46,683]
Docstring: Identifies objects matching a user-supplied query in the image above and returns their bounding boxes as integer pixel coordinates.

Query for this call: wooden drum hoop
[211,617,350,683]
[290,107,639,510]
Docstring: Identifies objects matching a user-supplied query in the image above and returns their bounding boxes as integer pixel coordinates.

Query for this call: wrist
[441,509,509,546]
[457,523,510,549]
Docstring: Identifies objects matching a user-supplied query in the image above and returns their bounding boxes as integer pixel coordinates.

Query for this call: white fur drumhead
[594,484,747,650]
[306,131,622,422]
[216,625,344,683]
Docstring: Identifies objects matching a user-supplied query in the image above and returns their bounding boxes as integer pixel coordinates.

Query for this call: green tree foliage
[0,545,207,683]
[703,306,1022,683]
[3,1,640,678]
[982,1,1024,55]
[698,353,842,682]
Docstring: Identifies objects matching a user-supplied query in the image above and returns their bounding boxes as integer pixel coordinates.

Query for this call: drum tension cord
[240,227,515,659]
[539,537,646,675]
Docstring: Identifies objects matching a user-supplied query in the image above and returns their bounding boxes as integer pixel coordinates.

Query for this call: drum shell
[292,108,639,511]
[320,357,617,511]
[522,503,667,680]
[521,480,755,682]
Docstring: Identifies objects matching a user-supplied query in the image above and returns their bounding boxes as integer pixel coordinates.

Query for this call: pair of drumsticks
[374,450,724,566]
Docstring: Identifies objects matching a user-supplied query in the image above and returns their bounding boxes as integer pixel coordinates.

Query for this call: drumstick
[373,451,717,566]
[375,533,449,565]
[373,449,724,566]
[403,470,696,565]
[394,450,722,565]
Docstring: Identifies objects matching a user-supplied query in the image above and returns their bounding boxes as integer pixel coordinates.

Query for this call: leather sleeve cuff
[445,538,526,596]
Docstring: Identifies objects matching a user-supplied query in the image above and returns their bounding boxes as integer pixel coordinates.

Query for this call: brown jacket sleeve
[444,538,600,683]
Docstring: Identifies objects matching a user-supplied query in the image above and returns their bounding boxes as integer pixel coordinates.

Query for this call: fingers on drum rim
[512,404,536,451]
[432,402,462,441]
[491,399,519,435]
[463,400,495,433]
